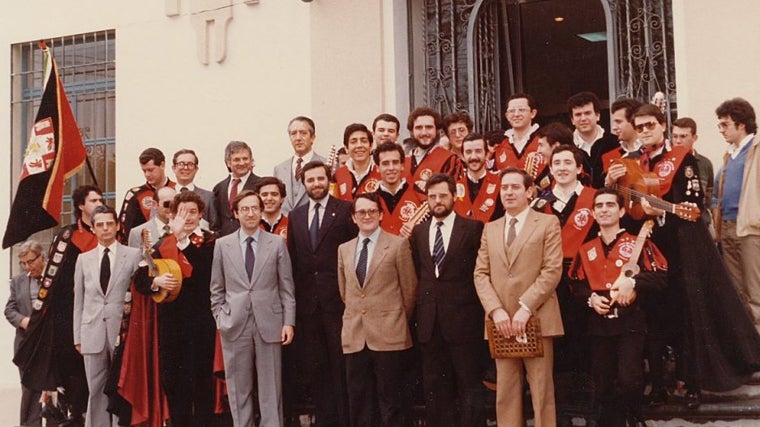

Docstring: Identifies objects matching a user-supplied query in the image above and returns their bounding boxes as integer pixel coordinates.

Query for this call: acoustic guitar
[141,229,183,303]
[610,219,653,303]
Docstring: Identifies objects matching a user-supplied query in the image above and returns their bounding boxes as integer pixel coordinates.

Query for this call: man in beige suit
[474,166,563,427]
[337,192,417,427]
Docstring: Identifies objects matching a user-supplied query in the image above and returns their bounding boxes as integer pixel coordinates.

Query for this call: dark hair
[300,160,331,184]
[672,117,698,135]
[485,129,505,147]
[232,189,263,213]
[351,192,381,213]
[173,148,198,166]
[72,185,103,219]
[505,93,537,111]
[536,122,573,146]
[462,132,487,151]
[92,204,118,222]
[172,190,205,215]
[288,116,316,135]
[715,98,757,134]
[139,148,165,166]
[633,104,666,125]
[407,107,441,132]
[610,98,643,123]
[253,176,287,198]
[442,111,474,134]
[426,173,456,196]
[373,141,406,164]
[567,91,601,114]
[343,123,373,148]
[372,113,400,132]
[337,147,347,156]
[499,166,534,189]
[594,187,624,208]
[550,144,584,167]
[224,141,252,162]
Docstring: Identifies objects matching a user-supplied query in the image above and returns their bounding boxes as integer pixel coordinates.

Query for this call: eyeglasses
[717,121,735,130]
[238,206,261,214]
[175,161,197,169]
[19,254,41,267]
[161,200,172,208]
[506,107,531,116]
[93,220,116,229]
[354,208,380,217]
[634,121,658,133]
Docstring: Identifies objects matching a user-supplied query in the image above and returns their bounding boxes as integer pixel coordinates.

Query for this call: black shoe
[41,402,66,423]
[685,391,701,409]
[647,388,667,406]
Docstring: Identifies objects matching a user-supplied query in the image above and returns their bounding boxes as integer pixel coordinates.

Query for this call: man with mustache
[453,133,503,223]
[404,107,460,194]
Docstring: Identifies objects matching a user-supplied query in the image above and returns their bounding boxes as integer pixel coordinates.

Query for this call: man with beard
[493,93,542,171]
[404,107,460,194]
[410,173,487,427]
[454,133,503,223]
[287,161,357,426]
[333,123,381,201]
[373,142,425,237]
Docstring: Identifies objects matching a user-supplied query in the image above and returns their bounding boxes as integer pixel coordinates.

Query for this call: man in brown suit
[474,167,563,427]
[337,192,418,427]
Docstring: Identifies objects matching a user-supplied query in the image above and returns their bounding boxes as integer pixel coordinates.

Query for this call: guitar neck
[629,221,652,264]
[616,185,677,214]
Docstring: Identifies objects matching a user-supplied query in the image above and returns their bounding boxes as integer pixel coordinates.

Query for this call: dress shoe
[685,390,701,409]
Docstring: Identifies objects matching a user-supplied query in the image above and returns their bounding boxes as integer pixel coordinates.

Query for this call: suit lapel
[252,233,274,283]
[106,244,126,296]
[220,176,232,211]
[226,233,249,285]
[507,210,538,262]
[316,197,338,248]
[492,217,510,267]
[439,216,464,272]
[418,219,436,275]
[364,232,389,285]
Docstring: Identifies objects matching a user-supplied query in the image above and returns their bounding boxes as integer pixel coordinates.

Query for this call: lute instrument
[609,219,653,304]
[141,228,183,303]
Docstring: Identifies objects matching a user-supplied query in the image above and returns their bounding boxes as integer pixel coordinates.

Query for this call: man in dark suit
[5,240,47,426]
[410,173,487,427]
[212,140,261,236]
[172,149,218,230]
[287,160,357,427]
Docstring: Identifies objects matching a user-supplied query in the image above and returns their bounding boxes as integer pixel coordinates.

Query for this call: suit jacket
[5,273,37,353]
[338,230,418,353]
[193,185,218,230]
[411,215,485,344]
[127,218,162,249]
[212,174,261,236]
[273,152,327,215]
[473,209,564,337]
[287,195,357,316]
[73,243,141,354]
[210,230,296,342]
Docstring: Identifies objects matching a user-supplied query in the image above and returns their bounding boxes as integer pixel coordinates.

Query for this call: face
[351,197,382,235]
[500,172,532,214]
[592,193,624,228]
[412,115,438,148]
[338,153,349,168]
[446,121,469,152]
[571,103,600,135]
[537,136,555,160]
[633,115,665,148]
[611,108,637,143]
[226,148,253,178]
[233,195,262,233]
[142,160,166,187]
[504,97,537,130]
[18,251,45,278]
[303,166,329,200]
[288,120,315,156]
[78,191,104,222]
[92,212,118,246]
[671,126,697,150]
[172,153,198,185]
[377,150,404,187]
[462,139,487,173]
[426,182,455,219]
[156,188,176,222]
[718,116,747,145]
[177,201,202,233]
[258,183,284,215]
[550,150,581,186]
[346,130,372,164]
[373,120,399,144]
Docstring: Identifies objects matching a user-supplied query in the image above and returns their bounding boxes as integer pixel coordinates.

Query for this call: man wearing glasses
[493,93,542,171]
[172,149,217,231]
[127,186,177,248]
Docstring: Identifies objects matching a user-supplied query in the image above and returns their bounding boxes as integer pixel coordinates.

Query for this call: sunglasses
[634,121,658,133]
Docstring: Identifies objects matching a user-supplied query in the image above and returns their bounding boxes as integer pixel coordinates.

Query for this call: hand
[510,307,531,337]
[610,277,637,306]
[641,198,665,217]
[19,316,30,330]
[281,325,295,345]
[75,344,81,354]
[590,293,611,315]
[170,204,190,238]
[153,272,180,292]
[399,222,413,239]
[490,308,511,338]
[604,164,627,186]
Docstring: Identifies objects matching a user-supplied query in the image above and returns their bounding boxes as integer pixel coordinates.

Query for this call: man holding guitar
[569,188,668,427]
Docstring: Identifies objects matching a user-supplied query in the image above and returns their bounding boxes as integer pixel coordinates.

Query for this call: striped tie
[432,222,445,273]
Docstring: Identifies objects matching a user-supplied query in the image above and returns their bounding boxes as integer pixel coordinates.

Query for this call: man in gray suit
[5,239,47,426]
[172,148,217,229]
[73,205,141,427]
[210,189,296,427]
[127,186,176,248]
[274,116,327,215]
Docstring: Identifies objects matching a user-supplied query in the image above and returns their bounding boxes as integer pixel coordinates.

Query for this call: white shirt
[228,171,251,199]
[378,178,408,196]
[551,181,584,212]
[504,123,539,154]
[354,227,382,269]
[345,158,374,184]
[574,125,605,156]
[97,242,117,276]
[503,207,530,244]
[308,195,330,227]
[428,211,456,277]
[177,226,204,250]
[729,133,755,159]
[291,151,316,178]
[178,182,196,192]
[239,228,261,261]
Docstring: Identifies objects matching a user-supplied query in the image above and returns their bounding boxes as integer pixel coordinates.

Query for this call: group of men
[6,92,760,427]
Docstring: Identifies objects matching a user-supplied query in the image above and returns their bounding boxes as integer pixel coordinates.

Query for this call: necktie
[245,236,255,281]
[229,178,241,210]
[506,217,518,246]
[295,157,304,181]
[310,203,321,249]
[162,224,171,237]
[180,186,188,192]
[356,237,370,287]
[432,222,445,272]
[100,248,111,294]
